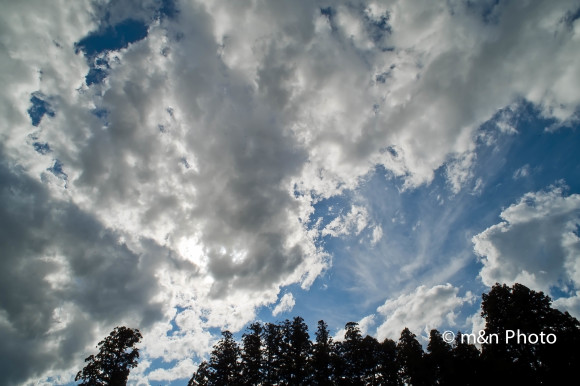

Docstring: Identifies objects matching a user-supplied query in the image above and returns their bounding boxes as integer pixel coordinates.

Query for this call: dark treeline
[189,283,580,385]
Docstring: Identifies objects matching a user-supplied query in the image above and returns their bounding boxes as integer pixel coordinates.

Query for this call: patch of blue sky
[85,67,109,87]
[47,160,68,182]
[462,0,502,25]
[158,0,179,21]
[92,108,110,127]
[307,193,353,234]
[165,307,187,337]
[550,280,578,299]
[33,142,51,155]
[320,7,334,19]
[27,92,55,127]
[75,19,149,58]
[252,281,345,337]
[75,18,149,86]
[473,103,580,199]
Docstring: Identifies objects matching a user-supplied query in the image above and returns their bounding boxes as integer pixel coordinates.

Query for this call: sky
[1,0,580,384]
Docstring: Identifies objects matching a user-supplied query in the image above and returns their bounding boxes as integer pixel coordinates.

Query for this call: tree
[336,322,366,384]
[359,335,381,385]
[283,316,312,385]
[480,282,580,385]
[263,322,284,385]
[397,327,427,386]
[425,329,452,385]
[377,338,400,386]
[311,320,333,385]
[207,330,241,385]
[241,322,263,386]
[450,332,480,386]
[188,361,210,386]
[75,326,142,386]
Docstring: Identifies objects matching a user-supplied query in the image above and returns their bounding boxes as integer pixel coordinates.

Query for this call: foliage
[75,326,142,386]
[312,320,333,385]
[188,283,580,385]
[241,322,263,386]
[481,283,580,385]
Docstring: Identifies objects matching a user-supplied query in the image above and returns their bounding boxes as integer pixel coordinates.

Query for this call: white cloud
[468,310,486,336]
[145,359,197,383]
[371,224,383,245]
[446,151,477,194]
[272,293,296,317]
[513,164,531,180]
[322,205,371,238]
[376,284,474,341]
[473,184,580,316]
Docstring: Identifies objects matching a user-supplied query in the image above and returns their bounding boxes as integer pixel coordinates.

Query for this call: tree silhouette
[241,322,263,386]
[187,361,210,386]
[75,326,142,386]
[377,338,400,386]
[397,327,427,386]
[263,322,283,385]
[332,322,363,384]
[450,331,480,386]
[185,282,580,386]
[283,316,312,385]
[481,282,580,385]
[359,335,381,385]
[425,329,452,385]
[208,331,241,385]
[311,320,333,385]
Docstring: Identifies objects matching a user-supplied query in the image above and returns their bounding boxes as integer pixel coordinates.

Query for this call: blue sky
[1,0,580,385]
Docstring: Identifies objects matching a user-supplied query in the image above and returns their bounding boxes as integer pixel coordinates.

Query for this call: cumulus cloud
[375,284,474,341]
[272,293,296,317]
[2,0,580,383]
[473,184,580,316]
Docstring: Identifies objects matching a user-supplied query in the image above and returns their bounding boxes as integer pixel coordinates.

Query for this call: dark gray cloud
[0,147,176,384]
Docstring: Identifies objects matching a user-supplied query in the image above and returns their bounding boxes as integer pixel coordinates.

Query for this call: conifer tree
[188,361,210,386]
[377,338,400,386]
[337,322,365,384]
[241,322,263,386]
[311,320,333,385]
[451,332,480,386]
[481,282,580,385]
[207,330,241,385]
[75,326,142,386]
[397,327,427,386]
[360,335,381,385]
[263,322,283,385]
[426,329,453,385]
[286,316,312,385]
